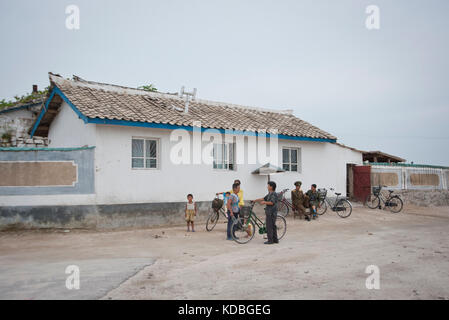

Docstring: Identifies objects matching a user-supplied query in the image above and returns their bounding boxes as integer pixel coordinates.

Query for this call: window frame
[282,147,301,173]
[131,137,160,170]
[213,142,236,171]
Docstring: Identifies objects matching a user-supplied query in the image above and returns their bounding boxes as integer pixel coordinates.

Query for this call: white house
[0,73,362,228]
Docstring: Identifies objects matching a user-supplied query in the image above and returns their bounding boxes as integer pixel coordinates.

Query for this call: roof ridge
[49,73,294,115]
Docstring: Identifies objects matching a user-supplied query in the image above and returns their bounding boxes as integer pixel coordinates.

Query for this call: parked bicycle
[365,185,403,213]
[231,201,287,244]
[206,194,228,231]
[277,188,293,217]
[316,188,353,218]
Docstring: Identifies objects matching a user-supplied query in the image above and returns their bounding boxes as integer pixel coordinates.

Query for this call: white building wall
[3,104,362,206]
[48,102,96,148]
[94,124,362,204]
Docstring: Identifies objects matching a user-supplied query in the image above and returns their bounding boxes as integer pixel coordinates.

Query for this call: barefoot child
[185,194,197,232]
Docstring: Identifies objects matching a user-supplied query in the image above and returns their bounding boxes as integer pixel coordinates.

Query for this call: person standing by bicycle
[306,184,321,220]
[217,180,244,208]
[291,181,310,221]
[225,183,241,241]
[255,181,279,245]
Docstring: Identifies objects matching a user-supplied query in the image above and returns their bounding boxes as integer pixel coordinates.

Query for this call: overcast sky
[1,0,448,165]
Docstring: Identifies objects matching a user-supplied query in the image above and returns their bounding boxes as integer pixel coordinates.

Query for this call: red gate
[353,166,371,202]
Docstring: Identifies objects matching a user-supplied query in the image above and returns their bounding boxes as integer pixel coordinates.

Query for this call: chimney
[32,85,38,93]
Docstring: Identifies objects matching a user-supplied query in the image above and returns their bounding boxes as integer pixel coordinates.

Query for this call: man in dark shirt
[306,184,321,220]
[255,181,279,244]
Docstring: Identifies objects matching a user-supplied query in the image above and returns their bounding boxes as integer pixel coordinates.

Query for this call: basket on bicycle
[318,188,327,198]
[240,205,252,218]
[212,198,224,210]
[373,186,382,196]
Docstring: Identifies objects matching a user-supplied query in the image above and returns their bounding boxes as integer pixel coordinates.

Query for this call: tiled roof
[36,73,337,141]
[0,99,44,114]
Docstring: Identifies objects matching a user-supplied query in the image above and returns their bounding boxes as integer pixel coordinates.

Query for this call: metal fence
[370,162,449,190]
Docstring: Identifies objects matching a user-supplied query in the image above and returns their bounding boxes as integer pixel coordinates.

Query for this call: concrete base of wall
[0,201,212,230]
[396,190,449,207]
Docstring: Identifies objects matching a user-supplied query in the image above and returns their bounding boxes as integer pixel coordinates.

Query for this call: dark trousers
[266,212,278,243]
[227,210,240,239]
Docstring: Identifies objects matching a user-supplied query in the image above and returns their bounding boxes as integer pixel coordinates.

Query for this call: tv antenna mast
[180,86,197,113]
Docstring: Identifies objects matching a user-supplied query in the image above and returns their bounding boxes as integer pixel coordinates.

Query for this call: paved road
[0,257,154,299]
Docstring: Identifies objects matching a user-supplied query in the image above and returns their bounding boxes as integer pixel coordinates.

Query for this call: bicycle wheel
[275,215,287,240]
[317,200,327,215]
[336,199,352,218]
[277,201,289,217]
[365,194,380,209]
[388,196,403,213]
[231,218,255,244]
[206,208,219,231]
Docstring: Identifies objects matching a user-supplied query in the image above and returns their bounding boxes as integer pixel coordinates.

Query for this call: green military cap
[294,181,302,186]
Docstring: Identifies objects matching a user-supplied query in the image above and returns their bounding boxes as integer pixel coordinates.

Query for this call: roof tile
[44,74,337,141]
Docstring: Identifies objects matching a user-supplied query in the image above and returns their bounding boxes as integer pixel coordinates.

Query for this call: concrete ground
[0,204,448,300]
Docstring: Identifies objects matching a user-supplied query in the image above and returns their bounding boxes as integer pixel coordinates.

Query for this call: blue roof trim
[30,89,55,137]
[31,86,337,143]
[30,86,88,137]
[87,117,336,142]
[0,102,42,114]
[53,86,89,123]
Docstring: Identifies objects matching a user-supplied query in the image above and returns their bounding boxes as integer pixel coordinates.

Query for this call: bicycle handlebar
[214,193,224,199]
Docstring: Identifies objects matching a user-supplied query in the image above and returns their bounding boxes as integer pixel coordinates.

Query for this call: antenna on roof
[179,86,197,113]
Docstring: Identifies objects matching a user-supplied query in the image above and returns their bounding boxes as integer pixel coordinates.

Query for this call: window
[282,147,300,172]
[132,138,158,169]
[213,143,235,170]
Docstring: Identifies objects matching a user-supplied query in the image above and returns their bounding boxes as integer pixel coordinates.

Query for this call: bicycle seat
[388,190,394,193]
[335,192,341,196]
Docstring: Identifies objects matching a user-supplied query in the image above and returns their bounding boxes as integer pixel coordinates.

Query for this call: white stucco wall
[94,125,362,204]
[48,101,96,148]
[2,103,362,206]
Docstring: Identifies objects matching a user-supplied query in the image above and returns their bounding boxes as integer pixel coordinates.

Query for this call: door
[353,165,371,202]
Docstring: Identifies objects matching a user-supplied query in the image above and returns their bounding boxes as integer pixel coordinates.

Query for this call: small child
[185,194,197,232]
[224,192,231,218]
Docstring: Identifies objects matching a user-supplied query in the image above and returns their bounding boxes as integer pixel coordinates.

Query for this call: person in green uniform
[306,184,321,220]
[291,181,310,221]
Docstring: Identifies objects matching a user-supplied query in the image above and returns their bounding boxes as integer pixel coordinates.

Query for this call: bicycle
[231,201,287,244]
[365,185,403,213]
[277,188,293,217]
[316,188,353,218]
[206,194,228,231]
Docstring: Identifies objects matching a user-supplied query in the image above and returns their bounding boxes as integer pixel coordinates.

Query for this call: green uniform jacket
[291,189,306,208]
[305,190,321,206]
